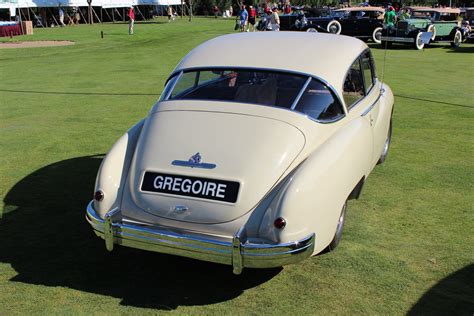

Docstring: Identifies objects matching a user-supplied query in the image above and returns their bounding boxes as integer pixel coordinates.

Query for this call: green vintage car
[381,7,463,50]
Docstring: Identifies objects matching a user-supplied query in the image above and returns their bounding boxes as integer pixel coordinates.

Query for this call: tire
[414,32,425,50]
[326,201,347,252]
[427,24,436,41]
[450,30,462,48]
[381,40,392,49]
[306,27,318,33]
[372,27,382,44]
[327,20,342,34]
[377,118,392,165]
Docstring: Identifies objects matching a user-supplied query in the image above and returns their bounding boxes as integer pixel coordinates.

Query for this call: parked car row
[280,6,385,44]
[276,5,472,49]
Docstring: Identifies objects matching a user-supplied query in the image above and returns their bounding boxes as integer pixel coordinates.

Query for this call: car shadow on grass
[368,43,444,51]
[445,45,474,53]
[408,264,474,315]
[0,156,280,310]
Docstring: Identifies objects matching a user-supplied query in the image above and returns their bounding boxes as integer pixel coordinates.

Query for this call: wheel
[381,40,392,49]
[306,27,318,33]
[427,24,436,41]
[450,30,462,48]
[326,201,347,252]
[377,119,392,165]
[327,20,342,34]
[372,27,382,44]
[414,32,425,50]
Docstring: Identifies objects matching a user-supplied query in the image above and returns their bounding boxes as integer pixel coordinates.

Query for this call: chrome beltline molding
[86,201,315,274]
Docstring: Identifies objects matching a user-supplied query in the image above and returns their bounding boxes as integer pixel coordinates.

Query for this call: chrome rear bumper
[86,201,315,274]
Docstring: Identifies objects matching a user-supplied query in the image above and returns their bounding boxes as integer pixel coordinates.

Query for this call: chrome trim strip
[290,76,312,110]
[171,160,217,169]
[86,201,315,274]
[361,92,382,117]
[163,71,183,100]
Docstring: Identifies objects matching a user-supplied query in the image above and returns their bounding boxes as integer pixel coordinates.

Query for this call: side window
[343,58,364,109]
[294,79,344,121]
[361,52,374,94]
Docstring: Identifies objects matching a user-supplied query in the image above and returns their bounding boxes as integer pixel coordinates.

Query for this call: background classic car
[86,32,394,274]
[461,7,474,41]
[381,7,463,49]
[280,7,385,44]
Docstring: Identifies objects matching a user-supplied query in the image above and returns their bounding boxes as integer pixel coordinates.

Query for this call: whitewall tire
[372,27,382,44]
[427,24,436,41]
[414,32,425,50]
[327,20,342,34]
[451,30,462,48]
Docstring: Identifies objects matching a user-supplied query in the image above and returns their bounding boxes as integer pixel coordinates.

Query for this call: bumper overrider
[86,201,315,274]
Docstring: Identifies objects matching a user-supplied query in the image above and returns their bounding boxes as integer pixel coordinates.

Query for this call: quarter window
[343,58,364,108]
[294,79,344,121]
[361,52,375,94]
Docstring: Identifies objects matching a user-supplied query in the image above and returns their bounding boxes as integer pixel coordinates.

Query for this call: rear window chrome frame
[162,66,346,124]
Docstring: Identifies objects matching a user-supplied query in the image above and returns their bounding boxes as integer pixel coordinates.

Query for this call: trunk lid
[125,107,305,224]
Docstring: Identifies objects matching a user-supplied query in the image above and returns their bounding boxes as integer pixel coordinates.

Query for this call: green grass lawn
[0,17,473,314]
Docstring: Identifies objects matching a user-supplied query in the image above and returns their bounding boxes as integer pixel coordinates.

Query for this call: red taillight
[94,190,104,201]
[274,217,286,229]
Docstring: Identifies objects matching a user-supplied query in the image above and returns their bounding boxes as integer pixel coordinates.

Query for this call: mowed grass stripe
[0,18,473,314]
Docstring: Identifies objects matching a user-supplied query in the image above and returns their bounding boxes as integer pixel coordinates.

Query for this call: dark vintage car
[279,7,331,31]
[279,6,385,44]
[380,7,464,49]
[461,7,474,41]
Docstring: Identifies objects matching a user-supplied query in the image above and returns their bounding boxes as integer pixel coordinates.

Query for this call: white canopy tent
[1,0,181,8]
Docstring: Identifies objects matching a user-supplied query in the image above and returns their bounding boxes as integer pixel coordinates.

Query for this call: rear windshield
[163,69,308,109]
[161,69,344,122]
[161,68,344,122]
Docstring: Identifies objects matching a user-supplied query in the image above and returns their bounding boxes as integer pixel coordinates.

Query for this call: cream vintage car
[86,32,394,274]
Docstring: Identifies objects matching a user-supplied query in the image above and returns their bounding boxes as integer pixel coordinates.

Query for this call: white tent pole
[135,5,145,20]
[48,7,60,26]
[92,6,101,22]
[103,7,113,22]
[78,7,87,23]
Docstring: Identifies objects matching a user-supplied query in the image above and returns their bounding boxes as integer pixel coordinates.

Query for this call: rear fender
[93,120,145,218]
[257,118,371,254]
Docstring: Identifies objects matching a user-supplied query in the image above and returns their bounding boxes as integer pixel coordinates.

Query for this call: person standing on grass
[239,5,248,32]
[247,5,257,32]
[284,1,291,14]
[128,6,135,35]
[58,6,66,27]
[167,6,174,22]
[384,6,396,28]
[270,7,280,31]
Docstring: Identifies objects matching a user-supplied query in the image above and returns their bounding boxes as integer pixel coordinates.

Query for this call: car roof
[406,6,460,14]
[334,6,385,12]
[172,32,368,97]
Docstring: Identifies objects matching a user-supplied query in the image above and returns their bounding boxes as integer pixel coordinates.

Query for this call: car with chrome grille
[86,32,394,274]
[381,7,463,49]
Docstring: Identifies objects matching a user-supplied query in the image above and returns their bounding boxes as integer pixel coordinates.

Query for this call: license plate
[141,172,240,203]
